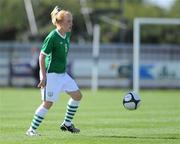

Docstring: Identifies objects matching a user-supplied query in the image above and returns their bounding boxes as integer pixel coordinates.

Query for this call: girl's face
[60,14,73,32]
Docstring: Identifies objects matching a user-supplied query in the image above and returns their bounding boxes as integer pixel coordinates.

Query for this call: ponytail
[51,6,72,26]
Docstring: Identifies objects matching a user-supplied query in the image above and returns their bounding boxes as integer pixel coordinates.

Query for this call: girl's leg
[26,101,53,136]
[60,90,82,133]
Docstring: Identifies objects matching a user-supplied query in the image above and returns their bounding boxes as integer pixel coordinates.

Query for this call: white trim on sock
[68,98,80,106]
[35,104,48,118]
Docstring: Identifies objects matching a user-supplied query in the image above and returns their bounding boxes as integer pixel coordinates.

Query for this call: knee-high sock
[30,104,48,130]
[63,98,80,126]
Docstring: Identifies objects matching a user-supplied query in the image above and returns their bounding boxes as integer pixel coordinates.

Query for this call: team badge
[47,92,53,97]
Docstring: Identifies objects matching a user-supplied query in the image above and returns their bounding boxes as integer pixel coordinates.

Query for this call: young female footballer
[26,6,82,136]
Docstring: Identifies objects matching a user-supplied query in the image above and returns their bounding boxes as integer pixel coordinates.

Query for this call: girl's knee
[75,91,83,101]
[43,101,53,109]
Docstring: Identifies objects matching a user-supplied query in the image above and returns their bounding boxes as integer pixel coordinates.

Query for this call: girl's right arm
[38,53,46,88]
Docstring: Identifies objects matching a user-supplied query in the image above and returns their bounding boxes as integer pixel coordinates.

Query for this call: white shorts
[40,73,79,102]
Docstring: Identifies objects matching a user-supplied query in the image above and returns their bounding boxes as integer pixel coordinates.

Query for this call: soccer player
[26,6,83,136]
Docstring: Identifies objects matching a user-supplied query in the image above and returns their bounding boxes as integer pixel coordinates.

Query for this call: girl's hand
[38,78,46,88]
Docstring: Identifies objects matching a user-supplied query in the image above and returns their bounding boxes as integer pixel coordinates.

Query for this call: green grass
[0,88,180,144]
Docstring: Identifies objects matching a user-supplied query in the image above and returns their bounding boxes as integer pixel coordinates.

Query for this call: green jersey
[41,29,71,73]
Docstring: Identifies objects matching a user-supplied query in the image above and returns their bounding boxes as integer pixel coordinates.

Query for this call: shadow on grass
[95,135,180,140]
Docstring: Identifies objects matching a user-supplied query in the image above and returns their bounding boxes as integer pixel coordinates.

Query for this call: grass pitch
[0,88,180,144]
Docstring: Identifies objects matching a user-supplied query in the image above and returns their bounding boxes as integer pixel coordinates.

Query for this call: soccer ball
[123,92,141,110]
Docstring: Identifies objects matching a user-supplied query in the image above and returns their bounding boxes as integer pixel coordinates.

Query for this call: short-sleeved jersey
[41,29,71,73]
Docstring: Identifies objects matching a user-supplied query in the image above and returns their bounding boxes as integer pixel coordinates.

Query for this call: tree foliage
[0,0,179,43]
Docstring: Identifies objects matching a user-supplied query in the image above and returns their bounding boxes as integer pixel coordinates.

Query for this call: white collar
[56,29,66,39]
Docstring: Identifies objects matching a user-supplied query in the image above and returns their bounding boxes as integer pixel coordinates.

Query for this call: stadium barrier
[0,42,179,88]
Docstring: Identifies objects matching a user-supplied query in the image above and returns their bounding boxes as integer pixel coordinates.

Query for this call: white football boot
[26,128,41,136]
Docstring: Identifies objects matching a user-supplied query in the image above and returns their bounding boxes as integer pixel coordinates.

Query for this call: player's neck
[56,27,66,37]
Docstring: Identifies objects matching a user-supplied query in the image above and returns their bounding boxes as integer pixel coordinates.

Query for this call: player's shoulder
[43,29,57,43]
[47,29,57,38]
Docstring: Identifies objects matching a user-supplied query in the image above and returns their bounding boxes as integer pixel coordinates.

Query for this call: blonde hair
[51,6,72,26]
